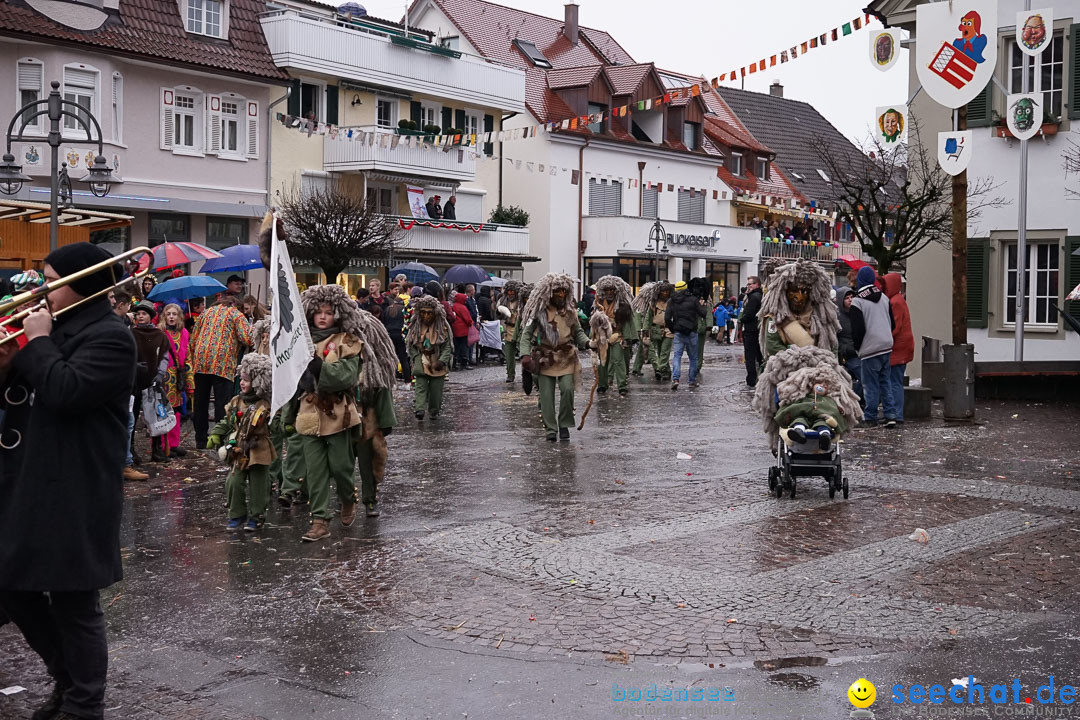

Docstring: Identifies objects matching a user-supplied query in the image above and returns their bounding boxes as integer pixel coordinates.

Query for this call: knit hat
[132,301,156,318]
[674,280,688,291]
[409,286,424,298]
[855,266,878,289]
[44,243,120,298]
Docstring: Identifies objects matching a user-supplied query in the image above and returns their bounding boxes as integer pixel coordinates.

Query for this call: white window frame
[1002,240,1061,328]
[730,152,743,176]
[62,64,99,138]
[682,121,698,151]
[677,188,705,224]
[160,85,204,156]
[366,182,395,215]
[111,72,123,145]
[299,79,326,124]
[187,0,225,38]
[376,96,399,129]
[16,58,45,135]
[463,109,482,140]
[1007,30,1064,120]
[420,101,441,130]
[220,96,241,155]
[756,157,769,179]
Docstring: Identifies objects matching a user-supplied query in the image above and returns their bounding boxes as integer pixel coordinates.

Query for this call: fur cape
[496,280,524,316]
[257,211,283,271]
[632,281,659,313]
[760,257,789,289]
[593,275,634,329]
[238,352,272,401]
[251,318,271,355]
[352,310,398,392]
[301,284,365,338]
[520,272,575,346]
[752,345,861,449]
[757,259,839,353]
[404,295,449,348]
[589,310,613,364]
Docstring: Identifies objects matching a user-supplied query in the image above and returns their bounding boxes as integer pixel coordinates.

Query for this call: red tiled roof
[704,117,771,156]
[547,65,604,89]
[0,0,288,82]
[603,63,654,95]
[716,163,804,202]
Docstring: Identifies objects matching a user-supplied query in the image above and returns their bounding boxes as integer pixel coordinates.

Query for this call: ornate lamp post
[0,80,122,251]
[645,218,668,282]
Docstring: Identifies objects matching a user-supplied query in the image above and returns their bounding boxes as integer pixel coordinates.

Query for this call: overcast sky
[360,0,911,143]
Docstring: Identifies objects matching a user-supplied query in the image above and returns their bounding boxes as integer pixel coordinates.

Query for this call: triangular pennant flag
[842,22,852,35]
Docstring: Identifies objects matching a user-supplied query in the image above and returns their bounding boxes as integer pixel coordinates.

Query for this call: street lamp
[1,80,122,251]
[645,218,668,282]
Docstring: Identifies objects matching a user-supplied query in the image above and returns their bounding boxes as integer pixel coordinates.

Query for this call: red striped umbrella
[137,242,223,272]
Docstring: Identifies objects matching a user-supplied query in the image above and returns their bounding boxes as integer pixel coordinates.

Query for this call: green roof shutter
[966,80,994,128]
[1069,24,1080,120]
[1065,237,1080,330]
[967,238,989,328]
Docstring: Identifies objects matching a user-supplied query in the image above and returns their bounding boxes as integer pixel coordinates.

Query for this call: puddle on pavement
[752,656,828,671]
[766,672,821,691]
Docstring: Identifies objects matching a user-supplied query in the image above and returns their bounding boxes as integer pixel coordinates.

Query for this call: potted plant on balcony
[422,124,442,142]
[397,119,423,136]
[489,204,530,227]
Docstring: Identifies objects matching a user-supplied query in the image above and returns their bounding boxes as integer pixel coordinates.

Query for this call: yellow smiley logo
[847,678,876,709]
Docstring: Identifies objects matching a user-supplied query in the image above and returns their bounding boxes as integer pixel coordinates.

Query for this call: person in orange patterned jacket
[190,295,253,449]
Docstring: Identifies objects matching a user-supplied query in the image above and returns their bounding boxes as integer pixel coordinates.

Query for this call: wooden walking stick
[578,311,612,430]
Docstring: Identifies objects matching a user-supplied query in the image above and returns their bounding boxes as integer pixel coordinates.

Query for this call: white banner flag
[269,217,315,416]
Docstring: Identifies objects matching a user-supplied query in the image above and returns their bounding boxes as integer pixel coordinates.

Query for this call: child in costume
[208,353,275,531]
[284,285,364,542]
[406,295,453,420]
[351,309,398,517]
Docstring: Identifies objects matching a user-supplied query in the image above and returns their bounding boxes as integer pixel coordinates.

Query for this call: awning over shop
[0,199,133,230]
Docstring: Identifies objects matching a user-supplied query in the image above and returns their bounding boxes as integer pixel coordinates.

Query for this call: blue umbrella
[200,245,263,274]
[444,264,488,285]
[390,261,439,284]
[147,276,227,302]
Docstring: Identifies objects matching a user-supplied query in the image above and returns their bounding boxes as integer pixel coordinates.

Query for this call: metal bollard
[942,343,975,420]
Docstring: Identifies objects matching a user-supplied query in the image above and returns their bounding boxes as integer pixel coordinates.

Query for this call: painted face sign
[870,29,899,72]
[916,0,998,108]
[875,105,908,144]
[1006,93,1042,141]
[1016,8,1053,57]
[937,131,973,176]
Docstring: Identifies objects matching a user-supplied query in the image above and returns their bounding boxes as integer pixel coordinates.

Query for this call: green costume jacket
[774,395,847,434]
[640,302,672,339]
[518,313,590,363]
[360,385,397,430]
[407,321,453,376]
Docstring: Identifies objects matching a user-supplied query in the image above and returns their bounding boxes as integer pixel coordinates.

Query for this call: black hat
[44,243,120,298]
[132,301,156,318]
[226,274,245,285]
[423,280,443,298]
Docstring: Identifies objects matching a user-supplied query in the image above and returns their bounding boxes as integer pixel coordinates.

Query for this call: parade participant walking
[407,295,453,420]
[497,281,525,385]
[690,278,712,374]
[0,242,137,720]
[158,303,195,457]
[741,277,763,388]
[131,301,172,463]
[190,295,253,449]
[380,295,411,382]
[639,281,674,382]
[851,266,896,428]
[592,275,639,396]
[518,273,590,441]
[250,319,306,507]
[208,353,275,531]
[882,273,913,424]
[629,282,655,377]
[351,311,399,518]
[285,285,365,542]
[665,281,707,390]
[759,260,839,358]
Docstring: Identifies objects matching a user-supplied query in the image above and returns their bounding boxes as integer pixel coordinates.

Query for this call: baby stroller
[476,319,505,364]
[768,428,846,499]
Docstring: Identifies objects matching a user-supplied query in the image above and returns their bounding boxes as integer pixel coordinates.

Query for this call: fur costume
[252,318,271,355]
[496,280,524,323]
[760,257,789,289]
[239,352,272,401]
[405,295,449,347]
[352,310,399,393]
[757,259,839,354]
[593,275,634,330]
[752,346,860,449]
[688,277,712,302]
[521,273,575,347]
[632,281,659,314]
[589,310,613,364]
[257,211,282,271]
[301,284,364,338]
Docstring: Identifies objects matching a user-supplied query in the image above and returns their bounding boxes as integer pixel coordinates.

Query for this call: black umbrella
[444,264,488,285]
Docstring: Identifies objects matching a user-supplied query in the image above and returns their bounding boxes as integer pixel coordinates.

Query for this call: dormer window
[513,39,551,68]
[756,157,769,179]
[730,152,743,176]
[682,121,699,151]
[187,0,223,38]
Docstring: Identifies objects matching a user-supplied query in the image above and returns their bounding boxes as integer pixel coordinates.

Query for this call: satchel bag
[142,385,177,437]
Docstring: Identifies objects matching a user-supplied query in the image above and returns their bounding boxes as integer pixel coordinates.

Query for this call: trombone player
[0,243,138,720]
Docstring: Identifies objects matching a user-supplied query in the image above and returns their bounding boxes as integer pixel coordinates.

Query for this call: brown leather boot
[340,501,357,527]
[301,518,330,542]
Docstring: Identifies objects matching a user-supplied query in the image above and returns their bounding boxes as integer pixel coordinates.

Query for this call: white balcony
[324,127,476,180]
[392,216,531,258]
[261,11,526,112]
[760,239,866,265]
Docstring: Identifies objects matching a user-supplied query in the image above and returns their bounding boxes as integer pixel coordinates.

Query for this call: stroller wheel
[842,476,849,500]
[768,466,778,492]
[828,482,836,499]
[789,478,796,499]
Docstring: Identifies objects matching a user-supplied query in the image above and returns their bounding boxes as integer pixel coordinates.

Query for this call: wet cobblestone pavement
[3,343,1079,719]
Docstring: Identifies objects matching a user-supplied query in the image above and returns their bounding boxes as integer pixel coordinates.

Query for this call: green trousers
[299,432,356,520]
[277,431,307,500]
[649,334,673,377]
[597,343,628,392]
[356,436,378,505]
[537,373,575,435]
[268,412,285,493]
[414,374,445,414]
[632,339,647,374]
[697,331,707,370]
[226,464,270,521]
[503,341,517,380]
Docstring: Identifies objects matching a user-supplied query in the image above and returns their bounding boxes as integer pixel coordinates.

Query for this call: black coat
[741,288,762,333]
[0,298,136,591]
[442,201,457,220]
[665,290,707,335]
[476,288,494,321]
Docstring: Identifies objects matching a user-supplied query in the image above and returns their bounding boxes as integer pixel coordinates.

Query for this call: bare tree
[277,182,405,283]
[1065,136,1080,198]
[813,120,1007,273]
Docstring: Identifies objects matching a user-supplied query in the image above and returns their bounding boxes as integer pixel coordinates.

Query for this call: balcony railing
[324,126,477,180]
[393,216,531,257]
[760,239,864,264]
[261,11,526,112]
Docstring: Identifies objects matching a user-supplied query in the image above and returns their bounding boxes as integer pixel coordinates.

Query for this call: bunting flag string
[276,13,875,151]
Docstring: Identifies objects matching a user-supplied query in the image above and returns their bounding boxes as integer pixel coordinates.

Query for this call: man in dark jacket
[835,286,865,405]
[379,296,410,382]
[851,266,896,427]
[740,276,763,388]
[476,285,494,322]
[664,280,708,390]
[442,195,457,220]
[0,243,136,720]
[425,195,442,220]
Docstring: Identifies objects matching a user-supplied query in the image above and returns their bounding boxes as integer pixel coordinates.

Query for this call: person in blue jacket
[712,302,730,344]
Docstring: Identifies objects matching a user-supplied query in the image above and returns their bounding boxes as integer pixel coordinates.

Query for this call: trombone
[0,246,154,346]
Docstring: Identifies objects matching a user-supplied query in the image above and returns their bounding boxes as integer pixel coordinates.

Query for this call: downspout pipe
[577,137,590,283]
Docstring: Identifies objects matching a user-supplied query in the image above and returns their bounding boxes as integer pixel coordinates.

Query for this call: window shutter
[160,87,174,150]
[287,78,301,117]
[641,185,658,218]
[1070,24,1080,120]
[111,73,123,143]
[17,61,43,93]
[411,101,423,125]
[966,237,989,328]
[64,67,96,89]
[206,94,222,154]
[454,108,466,131]
[966,80,994,128]
[325,85,338,125]
[1065,236,1080,329]
[677,189,704,223]
[247,100,259,158]
[483,113,494,156]
[588,179,622,216]
[441,106,452,131]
